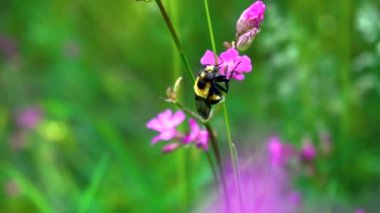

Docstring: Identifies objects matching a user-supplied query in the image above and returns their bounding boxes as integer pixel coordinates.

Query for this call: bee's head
[201,65,219,80]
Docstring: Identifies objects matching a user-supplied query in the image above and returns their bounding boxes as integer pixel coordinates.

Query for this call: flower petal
[183,119,200,143]
[162,143,180,153]
[171,110,186,127]
[233,73,245,81]
[220,48,239,63]
[201,50,222,65]
[235,55,252,73]
[196,130,209,151]
[158,130,177,141]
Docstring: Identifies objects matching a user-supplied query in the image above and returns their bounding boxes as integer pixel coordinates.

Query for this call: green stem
[169,2,189,209]
[171,101,221,193]
[203,0,242,210]
[203,0,218,63]
[205,149,219,187]
[205,123,230,212]
[154,0,195,83]
[223,102,244,211]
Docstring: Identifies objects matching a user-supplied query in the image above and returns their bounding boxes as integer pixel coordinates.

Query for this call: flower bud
[235,1,266,51]
[162,143,180,153]
[166,77,182,102]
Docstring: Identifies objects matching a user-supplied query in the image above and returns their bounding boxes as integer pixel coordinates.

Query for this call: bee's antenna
[215,56,223,67]
[228,61,241,79]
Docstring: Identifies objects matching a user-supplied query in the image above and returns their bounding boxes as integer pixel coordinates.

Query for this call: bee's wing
[195,96,211,119]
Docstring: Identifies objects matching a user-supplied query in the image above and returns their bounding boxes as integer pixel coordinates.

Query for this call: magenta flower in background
[146,109,185,144]
[183,119,209,151]
[235,1,266,51]
[267,136,294,167]
[354,209,366,213]
[199,146,301,213]
[16,107,42,129]
[200,48,252,80]
[300,139,316,161]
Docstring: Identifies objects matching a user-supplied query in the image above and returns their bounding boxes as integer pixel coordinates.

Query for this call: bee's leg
[214,76,230,93]
[215,82,228,93]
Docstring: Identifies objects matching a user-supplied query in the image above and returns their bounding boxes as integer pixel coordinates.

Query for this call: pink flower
[16,107,42,129]
[199,148,301,213]
[146,109,185,144]
[300,139,316,161]
[162,143,180,153]
[200,48,252,80]
[354,209,366,213]
[235,1,266,51]
[183,119,209,151]
[267,136,294,167]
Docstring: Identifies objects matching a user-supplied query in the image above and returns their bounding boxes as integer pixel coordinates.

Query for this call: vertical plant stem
[205,123,230,212]
[203,0,243,210]
[166,0,189,209]
[223,102,244,211]
[174,101,221,189]
[205,151,219,187]
[203,0,218,63]
[155,0,195,84]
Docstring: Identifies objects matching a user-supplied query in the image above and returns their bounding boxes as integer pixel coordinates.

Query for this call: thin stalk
[172,101,220,187]
[223,102,244,211]
[206,150,219,187]
[203,0,218,63]
[205,123,230,213]
[167,1,190,210]
[155,0,195,83]
[203,0,243,210]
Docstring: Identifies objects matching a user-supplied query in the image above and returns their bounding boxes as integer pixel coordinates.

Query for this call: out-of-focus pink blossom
[200,148,301,213]
[146,109,185,144]
[289,191,302,206]
[196,130,209,151]
[300,139,316,161]
[235,1,266,51]
[267,136,294,167]
[183,119,209,151]
[354,208,366,213]
[16,107,42,129]
[200,48,252,80]
[162,143,180,153]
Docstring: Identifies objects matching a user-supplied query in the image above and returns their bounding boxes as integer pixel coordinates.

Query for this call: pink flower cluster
[267,136,318,167]
[199,1,266,81]
[200,48,252,80]
[146,109,209,153]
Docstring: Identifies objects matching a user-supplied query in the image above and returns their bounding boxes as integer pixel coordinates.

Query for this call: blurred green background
[1,0,380,212]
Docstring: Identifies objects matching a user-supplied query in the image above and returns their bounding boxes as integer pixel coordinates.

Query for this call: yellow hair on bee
[194,78,211,99]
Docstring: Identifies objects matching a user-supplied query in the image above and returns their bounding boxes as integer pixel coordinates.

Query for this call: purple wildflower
[300,139,316,161]
[16,107,42,129]
[354,209,366,213]
[146,109,185,144]
[200,147,301,213]
[267,136,294,167]
[235,1,266,51]
[200,48,252,80]
[183,119,209,151]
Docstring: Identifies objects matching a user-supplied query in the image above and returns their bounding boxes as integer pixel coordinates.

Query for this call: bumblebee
[194,65,232,119]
